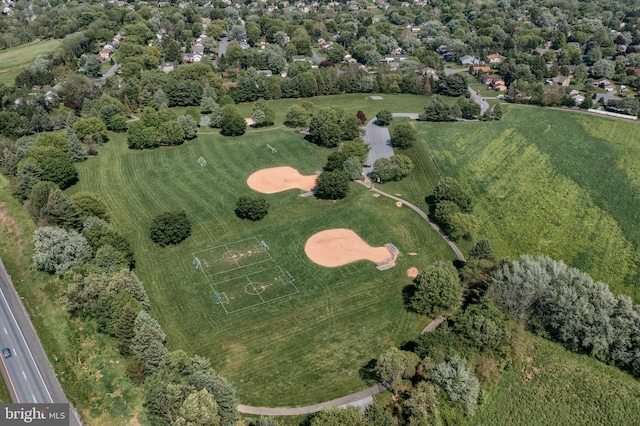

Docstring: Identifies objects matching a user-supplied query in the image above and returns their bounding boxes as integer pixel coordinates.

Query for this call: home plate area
[211,266,298,314]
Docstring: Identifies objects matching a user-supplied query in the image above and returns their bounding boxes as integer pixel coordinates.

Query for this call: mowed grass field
[408,107,640,300]
[472,325,640,426]
[0,39,61,86]
[68,128,456,406]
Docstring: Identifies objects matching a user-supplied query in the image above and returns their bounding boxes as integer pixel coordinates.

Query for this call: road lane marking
[32,393,36,402]
[0,281,54,402]
[22,371,26,379]
[3,327,6,334]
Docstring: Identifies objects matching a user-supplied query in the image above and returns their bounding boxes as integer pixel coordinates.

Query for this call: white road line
[0,284,54,403]
[22,371,26,380]
[3,327,7,334]
[32,393,36,402]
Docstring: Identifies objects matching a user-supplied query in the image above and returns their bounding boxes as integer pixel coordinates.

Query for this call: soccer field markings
[211,266,299,314]
[192,237,273,277]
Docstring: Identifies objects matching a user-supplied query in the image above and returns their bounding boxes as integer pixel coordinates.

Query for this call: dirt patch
[244,118,255,126]
[372,193,380,198]
[305,228,395,268]
[409,252,417,256]
[247,166,318,194]
[407,267,419,278]
[395,201,402,207]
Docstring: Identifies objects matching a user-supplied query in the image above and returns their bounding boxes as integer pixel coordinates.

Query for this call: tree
[371,155,413,183]
[374,347,420,396]
[411,262,461,316]
[149,210,192,247]
[315,170,349,200]
[591,59,615,78]
[131,311,167,374]
[174,389,219,426]
[376,110,393,126]
[310,406,369,426]
[70,192,109,220]
[33,226,88,274]
[72,117,108,142]
[209,104,223,128]
[340,115,361,141]
[200,96,218,114]
[298,72,318,97]
[403,382,440,426]
[579,96,593,110]
[356,111,367,123]
[26,146,78,189]
[219,106,246,136]
[158,121,185,146]
[455,298,510,352]
[432,355,480,416]
[284,105,309,128]
[341,140,369,162]
[391,123,418,149]
[178,115,198,140]
[434,177,473,213]
[235,196,269,221]
[469,238,493,260]
[324,152,347,172]
[419,96,458,122]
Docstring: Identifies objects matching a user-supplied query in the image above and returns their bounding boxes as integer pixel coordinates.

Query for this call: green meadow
[398,107,640,300]
[472,325,640,426]
[69,127,456,405]
[0,39,61,86]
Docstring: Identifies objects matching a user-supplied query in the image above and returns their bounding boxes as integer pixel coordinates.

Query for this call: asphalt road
[102,63,120,79]
[0,259,82,425]
[468,87,489,115]
[362,119,394,176]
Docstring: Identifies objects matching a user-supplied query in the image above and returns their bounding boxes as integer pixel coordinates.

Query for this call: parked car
[2,347,11,358]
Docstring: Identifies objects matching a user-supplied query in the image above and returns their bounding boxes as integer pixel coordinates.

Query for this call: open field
[68,128,457,405]
[401,107,640,300]
[0,176,142,424]
[0,39,61,86]
[472,325,640,426]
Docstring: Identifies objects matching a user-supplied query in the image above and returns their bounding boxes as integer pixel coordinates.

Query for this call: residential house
[191,43,205,55]
[492,79,507,91]
[567,42,581,50]
[459,55,479,65]
[98,45,115,62]
[182,53,202,63]
[419,67,439,80]
[380,55,395,63]
[346,0,358,10]
[257,70,273,77]
[551,75,571,86]
[480,74,497,85]
[487,53,506,64]
[292,55,312,63]
[158,62,175,72]
[471,66,491,75]
[396,54,410,61]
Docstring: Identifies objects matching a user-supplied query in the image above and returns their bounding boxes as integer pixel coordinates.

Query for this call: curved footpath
[237,187,465,416]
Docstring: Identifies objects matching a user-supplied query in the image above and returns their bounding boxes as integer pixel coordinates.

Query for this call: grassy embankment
[0,39,61,86]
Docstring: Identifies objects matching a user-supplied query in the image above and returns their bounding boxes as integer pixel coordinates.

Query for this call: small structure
[459,55,479,65]
[158,62,174,73]
[487,53,506,64]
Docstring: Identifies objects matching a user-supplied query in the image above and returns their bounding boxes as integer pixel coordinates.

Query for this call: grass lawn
[472,325,640,426]
[0,377,10,403]
[0,176,143,424]
[192,93,433,129]
[409,107,640,300]
[0,39,61,86]
[68,128,457,406]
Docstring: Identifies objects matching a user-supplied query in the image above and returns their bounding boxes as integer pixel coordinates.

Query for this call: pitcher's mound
[305,228,396,268]
[407,267,419,278]
[247,166,318,194]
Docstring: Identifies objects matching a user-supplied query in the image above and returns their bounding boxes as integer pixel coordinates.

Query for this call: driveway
[468,87,489,115]
[362,119,393,176]
[218,37,228,57]
[311,48,326,64]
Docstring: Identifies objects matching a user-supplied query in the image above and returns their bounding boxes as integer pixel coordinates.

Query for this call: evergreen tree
[66,128,86,162]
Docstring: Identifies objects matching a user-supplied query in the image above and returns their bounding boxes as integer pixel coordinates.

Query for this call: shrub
[391,122,418,149]
[149,211,192,247]
[235,196,269,221]
[376,110,393,126]
[315,170,350,200]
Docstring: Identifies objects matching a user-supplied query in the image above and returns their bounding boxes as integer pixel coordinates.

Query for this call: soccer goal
[193,257,202,269]
[198,156,207,167]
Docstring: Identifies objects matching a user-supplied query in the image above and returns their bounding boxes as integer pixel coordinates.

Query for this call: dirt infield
[407,267,419,278]
[247,166,318,194]
[305,228,396,268]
